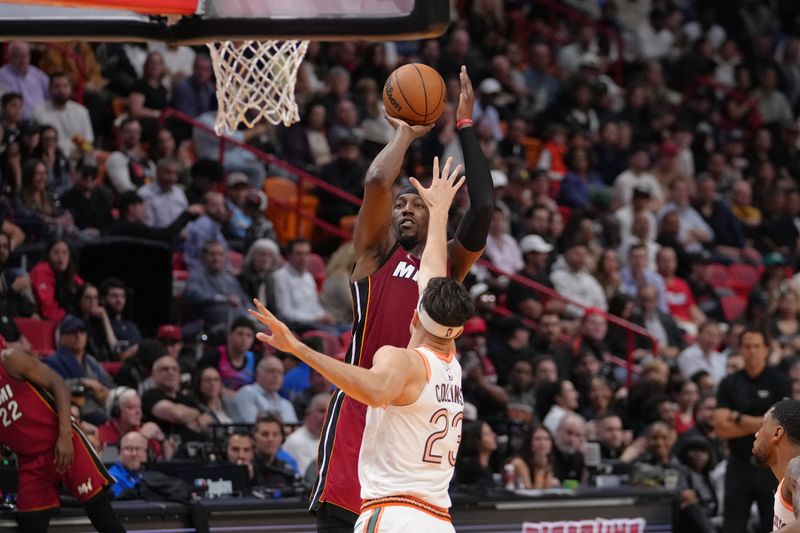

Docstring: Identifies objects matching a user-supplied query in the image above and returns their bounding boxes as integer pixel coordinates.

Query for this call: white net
[207,39,309,135]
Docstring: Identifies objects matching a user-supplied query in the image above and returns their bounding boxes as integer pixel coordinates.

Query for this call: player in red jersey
[310,66,492,532]
[0,336,125,532]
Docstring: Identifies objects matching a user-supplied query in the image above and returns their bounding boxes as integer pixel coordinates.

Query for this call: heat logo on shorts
[77,478,93,496]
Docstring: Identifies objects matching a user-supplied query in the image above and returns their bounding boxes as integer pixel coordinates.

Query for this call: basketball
[383,63,447,126]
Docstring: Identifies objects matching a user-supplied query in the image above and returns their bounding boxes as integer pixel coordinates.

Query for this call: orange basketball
[383,63,447,126]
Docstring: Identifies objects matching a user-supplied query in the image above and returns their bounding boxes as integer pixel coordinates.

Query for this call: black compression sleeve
[454,126,493,252]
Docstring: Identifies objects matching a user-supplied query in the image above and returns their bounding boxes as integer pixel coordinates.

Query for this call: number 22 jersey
[358,346,463,509]
[0,356,63,455]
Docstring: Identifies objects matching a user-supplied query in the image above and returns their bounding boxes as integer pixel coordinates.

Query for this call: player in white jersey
[752,400,800,531]
[249,156,473,533]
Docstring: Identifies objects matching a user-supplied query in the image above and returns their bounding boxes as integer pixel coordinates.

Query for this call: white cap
[579,52,600,68]
[519,234,553,254]
[469,282,489,301]
[226,172,249,187]
[478,77,502,94]
[490,169,508,188]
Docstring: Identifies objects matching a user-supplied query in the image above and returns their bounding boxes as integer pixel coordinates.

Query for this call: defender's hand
[408,156,465,214]
[249,299,300,354]
[54,432,74,472]
[456,66,475,123]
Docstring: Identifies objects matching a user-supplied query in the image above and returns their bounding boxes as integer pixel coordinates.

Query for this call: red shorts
[16,425,113,512]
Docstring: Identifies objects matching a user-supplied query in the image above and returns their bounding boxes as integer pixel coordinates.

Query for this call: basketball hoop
[206,39,309,135]
[4,1,448,135]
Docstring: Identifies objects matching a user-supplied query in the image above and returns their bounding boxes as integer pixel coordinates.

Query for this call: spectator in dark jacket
[100,277,141,360]
[169,54,215,118]
[693,176,758,264]
[184,240,249,330]
[316,136,367,225]
[238,238,281,310]
[60,155,113,235]
[110,191,200,243]
[633,284,686,360]
[251,414,299,488]
[44,315,114,424]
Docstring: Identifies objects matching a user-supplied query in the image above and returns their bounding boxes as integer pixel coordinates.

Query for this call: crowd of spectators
[4,0,800,529]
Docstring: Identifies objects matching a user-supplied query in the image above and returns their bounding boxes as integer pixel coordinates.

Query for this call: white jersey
[774,478,795,531]
[358,346,463,509]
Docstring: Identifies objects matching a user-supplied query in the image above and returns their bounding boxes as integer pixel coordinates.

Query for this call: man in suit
[634,284,685,359]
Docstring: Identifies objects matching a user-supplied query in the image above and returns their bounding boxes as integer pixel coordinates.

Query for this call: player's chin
[396,230,419,249]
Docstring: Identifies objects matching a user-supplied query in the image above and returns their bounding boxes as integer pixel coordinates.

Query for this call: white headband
[417,297,463,339]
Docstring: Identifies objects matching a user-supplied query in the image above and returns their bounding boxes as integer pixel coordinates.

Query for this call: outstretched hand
[248,299,300,354]
[456,65,475,123]
[408,156,465,216]
[384,110,434,139]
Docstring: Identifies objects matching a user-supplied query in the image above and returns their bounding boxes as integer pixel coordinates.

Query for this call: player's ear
[774,426,785,443]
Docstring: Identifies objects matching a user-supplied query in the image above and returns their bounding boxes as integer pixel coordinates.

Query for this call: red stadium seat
[100,361,124,376]
[263,177,319,244]
[339,330,353,352]
[301,330,341,357]
[721,295,747,322]
[172,251,186,271]
[727,263,760,297]
[557,205,571,227]
[14,318,57,356]
[307,252,327,291]
[227,251,244,274]
[707,263,729,288]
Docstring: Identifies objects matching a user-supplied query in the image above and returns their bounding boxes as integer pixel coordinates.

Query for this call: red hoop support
[0,0,199,15]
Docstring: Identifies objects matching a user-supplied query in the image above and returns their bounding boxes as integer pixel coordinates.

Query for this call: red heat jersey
[0,356,60,456]
[311,243,421,516]
[0,356,114,511]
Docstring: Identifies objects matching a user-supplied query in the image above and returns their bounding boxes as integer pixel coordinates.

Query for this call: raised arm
[249,300,422,408]
[3,348,74,470]
[450,66,493,281]
[409,156,464,297]
[1,220,25,250]
[352,118,432,278]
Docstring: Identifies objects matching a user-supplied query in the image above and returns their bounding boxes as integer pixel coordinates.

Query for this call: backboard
[0,0,450,42]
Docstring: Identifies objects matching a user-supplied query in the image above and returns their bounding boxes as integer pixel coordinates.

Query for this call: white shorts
[354,504,455,533]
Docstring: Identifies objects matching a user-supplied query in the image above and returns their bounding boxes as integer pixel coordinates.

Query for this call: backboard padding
[0,0,448,42]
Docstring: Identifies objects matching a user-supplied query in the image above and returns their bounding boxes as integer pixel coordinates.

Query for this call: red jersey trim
[16,503,60,513]
[417,345,454,364]
[322,494,361,516]
[779,479,794,512]
[412,348,432,382]
[361,494,451,522]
